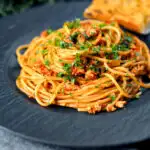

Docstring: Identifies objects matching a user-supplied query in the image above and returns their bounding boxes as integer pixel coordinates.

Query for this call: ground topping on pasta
[16,19,150,114]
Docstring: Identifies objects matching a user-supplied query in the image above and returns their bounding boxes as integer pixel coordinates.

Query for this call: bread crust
[84,0,150,34]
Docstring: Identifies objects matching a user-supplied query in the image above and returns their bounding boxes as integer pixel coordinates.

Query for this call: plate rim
[0,125,146,148]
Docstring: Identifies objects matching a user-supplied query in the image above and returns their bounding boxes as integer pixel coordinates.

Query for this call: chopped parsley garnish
[68,43,73,47]
[118,44,129,51]
[111,45,119,60]
[57,32,63,37]
[71,78,76,84]
[47,28,53,34]
[74,53,81,67]
[64,75,72,82]
[79,41,92,50]
[67,18,81,29]
[47,40,52,44]
[59,59,63,62]
[112,34,133,53]
[70,32,79,43]
[105,52,111,59]
[90,31,96,36]
[54,38,72,49]
[92,46,101,53]
[110,95,116,101]
[55,38,61,46]
[113,52,119,60]
[85,41,92,47]
[44,59,50,66]
[105,67,108,71]
[99,23,106,28]
[63,63,72,73]
[41,49,48,55]
[89,65,95,70]
[57,72,64,77]
[69,92,73,96]
[60,41,69,48]
[124,34,133,43]
[119,34,133,50]
[83,32,89,40]
[68,76,76,83]
[112,43,129,59]
[113,44,128,52]
[61,64,77,83]
[127,84,132,87]
[89,65,99,72]
[95,60,100,65]
[95,84,100,88]
[79,44,88,50]
[126,73,129,77]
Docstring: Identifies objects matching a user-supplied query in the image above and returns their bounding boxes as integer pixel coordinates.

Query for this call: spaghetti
[16,19,150,114]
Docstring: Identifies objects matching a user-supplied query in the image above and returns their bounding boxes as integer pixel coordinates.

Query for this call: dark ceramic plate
[0,2,150,148]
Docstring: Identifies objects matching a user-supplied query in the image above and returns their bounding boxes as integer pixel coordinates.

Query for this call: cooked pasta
[16,19,150,114]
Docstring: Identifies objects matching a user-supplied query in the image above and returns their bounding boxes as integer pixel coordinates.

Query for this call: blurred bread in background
[84,0,150,34]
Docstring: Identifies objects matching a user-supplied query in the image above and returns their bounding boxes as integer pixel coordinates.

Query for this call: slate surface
[0,127,137,150]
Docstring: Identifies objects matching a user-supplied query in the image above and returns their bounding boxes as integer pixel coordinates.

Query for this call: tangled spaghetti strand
[16,19,150,114]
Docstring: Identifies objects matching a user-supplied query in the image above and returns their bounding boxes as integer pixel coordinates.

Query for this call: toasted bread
[84,0,150,34]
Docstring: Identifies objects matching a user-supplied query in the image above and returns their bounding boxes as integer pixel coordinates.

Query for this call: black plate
[1,2,150,148]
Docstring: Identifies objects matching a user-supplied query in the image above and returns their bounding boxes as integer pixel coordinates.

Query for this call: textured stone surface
[0,127,137,150]
[0,127,70,150]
